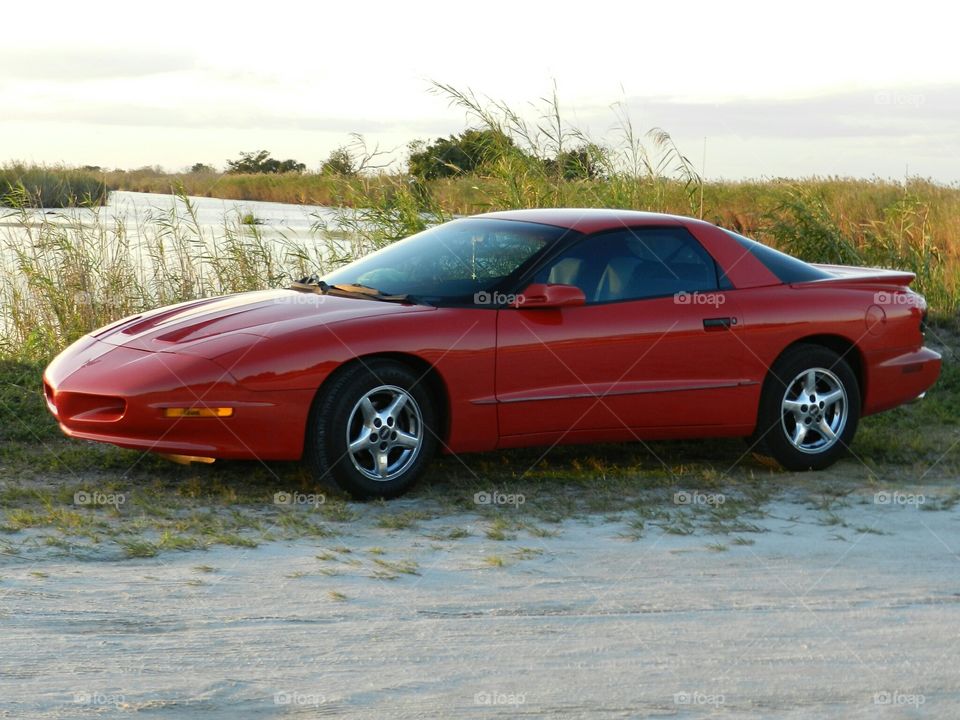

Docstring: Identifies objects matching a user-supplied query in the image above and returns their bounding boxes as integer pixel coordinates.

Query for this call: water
[0,192,354,341]
[1,190,341,245]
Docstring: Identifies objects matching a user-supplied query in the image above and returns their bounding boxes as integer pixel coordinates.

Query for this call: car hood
[95,289,434,353]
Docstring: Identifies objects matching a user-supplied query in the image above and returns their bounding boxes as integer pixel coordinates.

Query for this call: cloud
[0,49,195,80]
[579,84,960,141]
[1,100,454,136]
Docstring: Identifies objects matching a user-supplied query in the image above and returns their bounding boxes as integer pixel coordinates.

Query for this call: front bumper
[44,336,314,460]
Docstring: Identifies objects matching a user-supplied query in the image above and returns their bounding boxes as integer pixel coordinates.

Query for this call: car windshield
[323,218,570,303]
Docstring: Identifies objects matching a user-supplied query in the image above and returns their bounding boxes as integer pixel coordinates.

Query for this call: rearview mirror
[514,283,586,309]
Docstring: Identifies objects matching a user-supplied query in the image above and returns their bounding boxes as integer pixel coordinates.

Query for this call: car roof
[474,208,690,234]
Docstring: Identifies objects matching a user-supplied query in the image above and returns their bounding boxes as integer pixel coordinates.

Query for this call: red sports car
[44,209,941,498]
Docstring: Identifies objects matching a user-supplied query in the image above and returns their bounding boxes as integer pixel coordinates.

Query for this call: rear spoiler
[806,263,916,287]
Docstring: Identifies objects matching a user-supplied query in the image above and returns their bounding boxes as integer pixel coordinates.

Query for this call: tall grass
[107,168,358,206]
[312,175,448,264]
[1,164,107,208]
[765,183,957,310]
[423,82,702,213]
[0,191,327,358]
[2,84,958,362]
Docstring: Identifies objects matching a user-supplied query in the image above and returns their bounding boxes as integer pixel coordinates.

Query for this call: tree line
[202,129,603,182]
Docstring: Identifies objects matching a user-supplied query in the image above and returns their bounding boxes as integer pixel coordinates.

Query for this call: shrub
[321,147,357,177]
[226,150,305,175]
[407,129,514,181]
[189,163,217,173]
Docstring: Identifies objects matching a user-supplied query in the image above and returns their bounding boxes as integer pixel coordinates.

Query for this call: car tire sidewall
[755,346,860,471]
[308,360,437,500]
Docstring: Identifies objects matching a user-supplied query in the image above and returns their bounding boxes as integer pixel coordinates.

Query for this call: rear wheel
[305,359,437,499]
[752,344,860,471]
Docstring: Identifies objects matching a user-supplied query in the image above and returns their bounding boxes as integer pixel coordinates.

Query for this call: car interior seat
[546,257,583,286]
[594,257,643,302]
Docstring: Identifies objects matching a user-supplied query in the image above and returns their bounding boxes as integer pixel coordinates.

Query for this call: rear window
[724,230,833,283]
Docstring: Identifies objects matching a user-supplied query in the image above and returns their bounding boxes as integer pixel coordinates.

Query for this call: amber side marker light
[164,407,234,418]
[161,454,216,465]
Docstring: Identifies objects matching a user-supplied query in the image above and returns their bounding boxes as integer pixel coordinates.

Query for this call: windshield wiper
[290,275,329,291]
[328,283,430,305]
[290,276,428,305]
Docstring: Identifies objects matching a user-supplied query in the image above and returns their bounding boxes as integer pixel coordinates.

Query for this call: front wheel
[305,359,437,499]
[752,344,860,471]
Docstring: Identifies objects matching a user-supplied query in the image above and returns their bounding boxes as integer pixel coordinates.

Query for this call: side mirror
[514,283,586,309]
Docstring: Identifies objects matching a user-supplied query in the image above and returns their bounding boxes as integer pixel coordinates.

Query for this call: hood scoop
[95,289,433,352]
[155,312,259,343]
[119,297,237,336]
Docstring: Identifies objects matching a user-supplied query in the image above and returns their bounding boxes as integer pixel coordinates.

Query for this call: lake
[1,190,341,245]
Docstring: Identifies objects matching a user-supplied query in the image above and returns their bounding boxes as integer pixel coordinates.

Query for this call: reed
[0,190,326,359]
[2,85,958,361]
[1,163,107,208]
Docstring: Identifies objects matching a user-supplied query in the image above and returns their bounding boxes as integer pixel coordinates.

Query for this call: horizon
[4,0,958,183]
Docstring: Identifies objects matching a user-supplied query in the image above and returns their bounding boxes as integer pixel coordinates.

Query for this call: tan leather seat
[547,257,583,286]
[594,256,642,302]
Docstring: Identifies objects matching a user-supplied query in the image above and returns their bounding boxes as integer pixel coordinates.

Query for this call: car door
[495,226,755,439]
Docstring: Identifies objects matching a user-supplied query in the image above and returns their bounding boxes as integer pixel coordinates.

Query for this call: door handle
[703,317,736,330]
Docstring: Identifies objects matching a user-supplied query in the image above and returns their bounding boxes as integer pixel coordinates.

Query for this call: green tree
[321,146,356,176]
[226,150,305,174]
[407,129,514,181]
[543,145,605,181]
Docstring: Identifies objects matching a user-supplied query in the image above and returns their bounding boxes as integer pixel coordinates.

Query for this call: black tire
[305,359,437,500]
[751,344,860,471]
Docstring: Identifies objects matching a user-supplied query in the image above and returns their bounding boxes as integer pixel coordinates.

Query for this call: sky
[3,0,958,182]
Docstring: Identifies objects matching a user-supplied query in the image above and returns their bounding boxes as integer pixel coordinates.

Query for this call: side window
[534,227,721,303]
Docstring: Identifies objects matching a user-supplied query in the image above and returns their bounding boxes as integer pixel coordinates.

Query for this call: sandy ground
[1,490,959,719]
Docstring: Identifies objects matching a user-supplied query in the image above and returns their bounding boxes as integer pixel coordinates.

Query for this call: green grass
[2,175,958,360]
[105,167,354,207]
[1,163,106,208]
[1,305,958,559]
[425,527,471,541]
[0,360,59,443]
[375,509,431,530]
[119,540,159,558]
[371,557,420,576]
